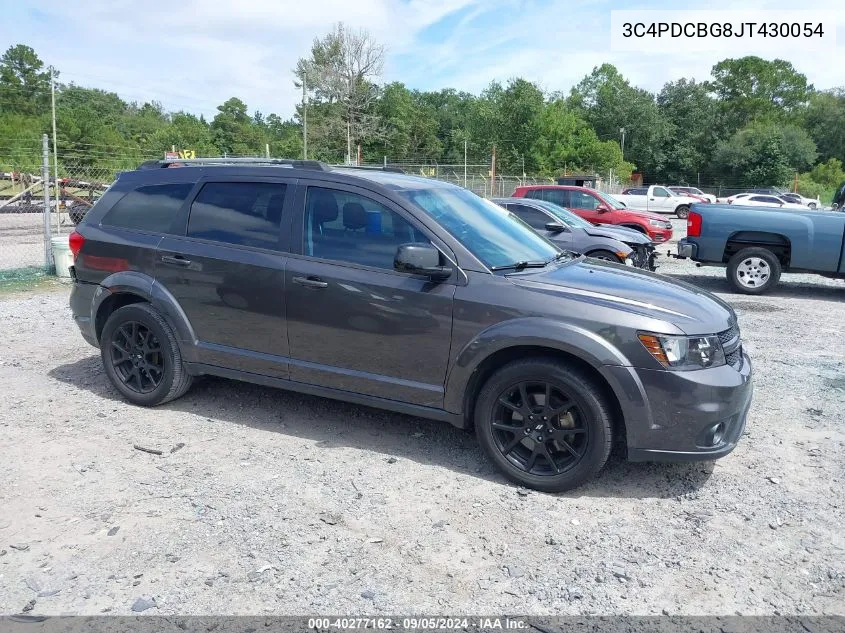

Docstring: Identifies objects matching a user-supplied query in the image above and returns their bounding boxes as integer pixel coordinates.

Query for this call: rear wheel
[586,249,624,263]
[675,205,690,219]
[727,247,782,295]
[475,359,613,492]
[101,303,193,406]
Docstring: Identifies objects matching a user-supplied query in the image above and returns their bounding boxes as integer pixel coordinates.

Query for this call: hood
[619,208,672,223]
[508,259,735,335]
[583,225,651,245]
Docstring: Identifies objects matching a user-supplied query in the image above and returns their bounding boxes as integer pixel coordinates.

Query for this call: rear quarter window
[102,183,194,233]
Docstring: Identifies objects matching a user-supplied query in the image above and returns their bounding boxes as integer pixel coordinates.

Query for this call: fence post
[41,134,54,270]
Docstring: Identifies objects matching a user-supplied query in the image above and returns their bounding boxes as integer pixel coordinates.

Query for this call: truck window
[653,187,670,198]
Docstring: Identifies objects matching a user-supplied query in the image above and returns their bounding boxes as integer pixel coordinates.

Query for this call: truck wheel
[675,205,690,219]
[474,358,613,493]
[727,247,782,295]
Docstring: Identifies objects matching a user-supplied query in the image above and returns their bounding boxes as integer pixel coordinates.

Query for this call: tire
[675,205,690,219]
[474,358,613,493]
[726,247,782,295]
[100,303,193,406]
[586,249,624,263]
[808,202,817,210]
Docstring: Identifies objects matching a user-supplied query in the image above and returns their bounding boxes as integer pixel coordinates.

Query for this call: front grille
[725,348,742,367]
[718,322,742,368]
[718,323,739,346]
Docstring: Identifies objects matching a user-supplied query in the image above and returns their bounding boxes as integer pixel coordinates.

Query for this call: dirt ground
[0,220,844,616]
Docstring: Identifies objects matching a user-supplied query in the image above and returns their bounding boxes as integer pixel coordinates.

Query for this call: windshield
[399,186,560,269]
[530,200,593,229]
[597,191,626,209]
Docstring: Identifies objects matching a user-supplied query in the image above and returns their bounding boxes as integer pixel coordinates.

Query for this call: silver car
[494,197,658,270]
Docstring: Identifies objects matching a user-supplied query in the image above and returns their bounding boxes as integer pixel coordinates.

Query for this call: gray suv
[68,158,753,492]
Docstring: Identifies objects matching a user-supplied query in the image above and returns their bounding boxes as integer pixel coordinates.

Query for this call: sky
[2,0,844,120]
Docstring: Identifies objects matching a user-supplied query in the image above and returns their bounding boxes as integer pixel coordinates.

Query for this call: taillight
[68,230,85,262]
[687,212,702,237]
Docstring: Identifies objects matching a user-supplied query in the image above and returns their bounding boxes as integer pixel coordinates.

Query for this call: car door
[156,177,293,378]
[285,182,457,407]
[506,203,575,250]
[567,189,604,224]
[650,186,673,212]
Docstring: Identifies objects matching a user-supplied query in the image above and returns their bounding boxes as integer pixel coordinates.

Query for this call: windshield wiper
[547,250,576,264]
[490,260,548,272]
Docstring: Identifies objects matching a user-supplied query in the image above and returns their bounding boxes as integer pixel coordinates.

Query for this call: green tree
[804,89,845,164]
[295,23,384,162]
[568,64,672,180]
[531,99,634,177]
[713,123,816,187]
[0,44,52,116]
[211,97,265,155]
[709,56,811,130]
[657,79,720,183]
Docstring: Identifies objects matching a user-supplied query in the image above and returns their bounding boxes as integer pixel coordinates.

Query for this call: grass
[0,266,67,296]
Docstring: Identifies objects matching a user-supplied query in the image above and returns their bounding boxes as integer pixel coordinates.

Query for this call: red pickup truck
[511,185,674,243]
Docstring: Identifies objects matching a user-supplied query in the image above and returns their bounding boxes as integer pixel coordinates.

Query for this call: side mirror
[596,204,610,213]
[394,243,452,281]
[544,222,566,233]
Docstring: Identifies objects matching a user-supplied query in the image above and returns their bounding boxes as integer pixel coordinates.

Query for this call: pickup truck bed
[675,203,845,294]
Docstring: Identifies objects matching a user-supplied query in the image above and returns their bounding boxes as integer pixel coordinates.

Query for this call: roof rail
[138,157,331,171]
[332,164,406,174]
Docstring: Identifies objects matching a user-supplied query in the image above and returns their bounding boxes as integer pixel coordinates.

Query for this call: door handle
[161,255,191,267]
[293,276,328,289]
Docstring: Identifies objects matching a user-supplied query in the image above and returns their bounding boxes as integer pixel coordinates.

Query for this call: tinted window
[102,183,193,233]
[653,187,670,197]
[626,188,646,195]
[511,205,552,229]
[569,190,600,210]
[539,189,569,207]
[305,187,430,270]
[187,182,286,250]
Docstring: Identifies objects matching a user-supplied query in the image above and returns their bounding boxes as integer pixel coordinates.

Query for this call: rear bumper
[604,352,753,462]
[670,238,697,260]
[69,275,99,348]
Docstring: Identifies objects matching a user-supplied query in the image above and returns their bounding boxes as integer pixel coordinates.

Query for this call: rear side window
[102,183,194,233]
[538,189,569,207]
[187,182,286,250]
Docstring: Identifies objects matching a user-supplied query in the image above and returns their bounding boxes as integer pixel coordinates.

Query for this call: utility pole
[346,121,352,165]
[302,72,308,160]
[50,68,60,234]
[265,143,270,158]
[490,145,496,198]
[620,127,626,160]
[463,139,467,188]
[41,134,53,268]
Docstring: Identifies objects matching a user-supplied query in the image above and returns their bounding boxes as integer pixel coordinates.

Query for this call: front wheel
[100,303,193,406]
[808,202,817,209]
[675,205,690,219]
[586,249,624,264]
[726,247,782,295]
[474,359,613,492]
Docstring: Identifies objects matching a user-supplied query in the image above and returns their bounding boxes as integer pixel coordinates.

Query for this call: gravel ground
[1,218,844,616]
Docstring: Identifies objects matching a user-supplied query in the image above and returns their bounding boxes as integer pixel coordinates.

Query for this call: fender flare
[443,317,633,415]
[91,272,196,352]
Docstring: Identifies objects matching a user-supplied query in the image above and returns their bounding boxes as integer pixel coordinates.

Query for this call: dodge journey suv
[68,158,752,492]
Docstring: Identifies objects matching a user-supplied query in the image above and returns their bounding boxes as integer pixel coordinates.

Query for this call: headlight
[648,219,671,229]
[638,333,726,370]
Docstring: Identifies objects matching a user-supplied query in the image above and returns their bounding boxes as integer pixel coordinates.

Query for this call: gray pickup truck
[675,204,845,294]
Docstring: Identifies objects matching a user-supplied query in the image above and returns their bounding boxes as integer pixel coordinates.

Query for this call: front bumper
[604,352,753,462]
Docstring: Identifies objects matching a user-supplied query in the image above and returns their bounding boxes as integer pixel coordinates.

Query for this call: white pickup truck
[612,185,701,219]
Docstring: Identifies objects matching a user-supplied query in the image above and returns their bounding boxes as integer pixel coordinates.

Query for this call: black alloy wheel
[491,380,588,476]
[107,321,164,394]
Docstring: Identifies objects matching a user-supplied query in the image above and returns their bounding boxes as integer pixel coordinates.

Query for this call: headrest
[342,202,368,230]
[310,190,338,223]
